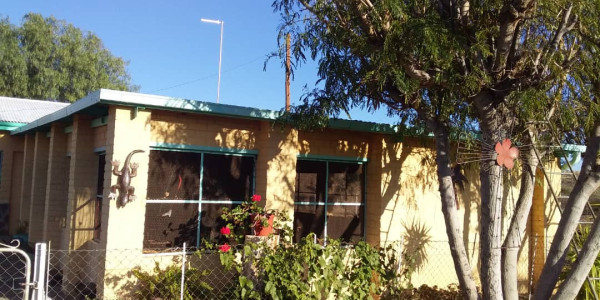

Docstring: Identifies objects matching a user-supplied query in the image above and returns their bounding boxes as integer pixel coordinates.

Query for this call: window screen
[294,160,365,243]
[144,150,255,249]
[202,154,254,201]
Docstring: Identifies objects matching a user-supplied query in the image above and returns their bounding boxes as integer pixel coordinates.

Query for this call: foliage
[271,0,600,298]
[560,226,600,300]
[219,235,412,299]
[221,194,290,244]
[0,13,137,102]
[391,284,463,300]
[132,254,212,300]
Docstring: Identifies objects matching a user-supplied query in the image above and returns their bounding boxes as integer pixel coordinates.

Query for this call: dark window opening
[147,151,200,200]
[143,202,199,249]
[144,150,255,249]
[94,154,105,240]
[202,154,254,201]
[294,160,365,243]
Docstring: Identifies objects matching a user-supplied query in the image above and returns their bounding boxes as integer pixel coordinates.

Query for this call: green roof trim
[11,89,399,136]
[150,142,258,155]
[0,121,26,131]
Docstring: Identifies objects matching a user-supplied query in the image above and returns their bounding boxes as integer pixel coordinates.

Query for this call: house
[0,97,69,235]
[0,89,561,297]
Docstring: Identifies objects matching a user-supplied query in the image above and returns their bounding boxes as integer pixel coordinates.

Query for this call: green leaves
[219,235,409,299]
[0,13,136,102]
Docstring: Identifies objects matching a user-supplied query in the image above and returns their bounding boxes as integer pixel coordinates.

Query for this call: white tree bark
[554,216,600,299]
[502,142,538,300]
[432,126,480,300]
[475,92,507,300]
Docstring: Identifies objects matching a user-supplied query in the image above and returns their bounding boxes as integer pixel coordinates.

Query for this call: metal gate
[0,239,31,300]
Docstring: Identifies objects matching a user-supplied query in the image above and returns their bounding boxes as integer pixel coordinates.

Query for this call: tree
[0,13,137,102]
[272,0,600,299]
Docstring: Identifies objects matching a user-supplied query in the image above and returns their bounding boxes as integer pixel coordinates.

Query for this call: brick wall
[28,131,50,243]
[0,131,24,234]
[44,122,69,245]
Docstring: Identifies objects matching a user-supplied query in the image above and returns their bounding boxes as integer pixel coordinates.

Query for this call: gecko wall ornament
[108,149,144,207]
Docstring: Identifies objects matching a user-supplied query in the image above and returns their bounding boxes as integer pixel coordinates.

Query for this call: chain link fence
[5,240,534,299]
[46,246,237,299]
[0,242,31,300]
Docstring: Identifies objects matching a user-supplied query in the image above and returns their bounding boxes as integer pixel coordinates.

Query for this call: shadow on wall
[460,162,481,261]
[402,218,432,272]
[69,191,96,250]
[380,138,438,244]
[148,111,190,146]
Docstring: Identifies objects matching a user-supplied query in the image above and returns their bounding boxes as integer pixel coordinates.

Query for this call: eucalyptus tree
[0,13,137,102]
[272,0,600,299]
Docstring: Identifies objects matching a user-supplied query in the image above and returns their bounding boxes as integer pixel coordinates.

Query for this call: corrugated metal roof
[0,96,69,123]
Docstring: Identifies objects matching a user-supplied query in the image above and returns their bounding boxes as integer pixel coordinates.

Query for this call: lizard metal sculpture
[108,149,144,206]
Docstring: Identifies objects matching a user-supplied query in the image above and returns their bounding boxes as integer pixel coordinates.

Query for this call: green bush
[132,258,212,300]
[219,234,412,299]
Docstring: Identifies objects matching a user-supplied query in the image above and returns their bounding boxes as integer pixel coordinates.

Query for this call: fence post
[32,243,47,300]
[181,242,186,300]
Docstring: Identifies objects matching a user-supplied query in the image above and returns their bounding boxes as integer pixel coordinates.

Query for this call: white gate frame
[0,240,32,300]
[31,243,48,300]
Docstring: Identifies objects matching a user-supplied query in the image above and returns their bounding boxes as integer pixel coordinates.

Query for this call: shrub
[220,234,412,299]
[132,258,212,300]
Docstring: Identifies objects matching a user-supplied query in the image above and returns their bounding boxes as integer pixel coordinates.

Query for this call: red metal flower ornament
[495,138,519,169]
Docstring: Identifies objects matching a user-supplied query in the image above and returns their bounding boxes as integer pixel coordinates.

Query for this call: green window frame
[144,146,256,249]
[294,156,367,244]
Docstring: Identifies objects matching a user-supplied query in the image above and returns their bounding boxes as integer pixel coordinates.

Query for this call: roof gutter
[0,122,27,131]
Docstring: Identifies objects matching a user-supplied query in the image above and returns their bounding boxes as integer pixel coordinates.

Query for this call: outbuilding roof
[0,96,69,130]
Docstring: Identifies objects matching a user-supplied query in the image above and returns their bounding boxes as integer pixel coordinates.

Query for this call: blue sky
[2,1,396,124]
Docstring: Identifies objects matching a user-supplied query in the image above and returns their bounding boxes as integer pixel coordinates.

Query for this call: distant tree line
[0,13,138,102]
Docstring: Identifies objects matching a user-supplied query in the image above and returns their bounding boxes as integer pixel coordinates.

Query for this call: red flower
[495,138,520,170]
[220,226,231,235]
[219,244,231,252]
[251,194,261,202]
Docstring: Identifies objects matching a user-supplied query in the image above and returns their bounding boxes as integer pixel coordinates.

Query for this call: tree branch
[493,0,535,73]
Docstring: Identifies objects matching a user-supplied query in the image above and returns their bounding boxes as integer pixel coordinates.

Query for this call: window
[94,154,105,240]
[144,150,255,249]
[294,159,366,243]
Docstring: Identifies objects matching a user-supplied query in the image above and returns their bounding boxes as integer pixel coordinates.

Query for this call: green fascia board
[98,89,282,120]
[0,121,26,131]
[150,142,258,155]
[10,89,399,136]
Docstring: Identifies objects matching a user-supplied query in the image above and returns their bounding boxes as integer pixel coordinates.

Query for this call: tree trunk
[533,122,600,300]
[479,149,504,300]
[554,215,600,299]
[475,92,507,300]
[431,124,480,300]
[501,138,538,300]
